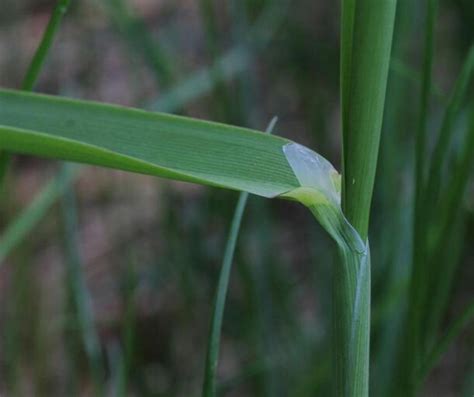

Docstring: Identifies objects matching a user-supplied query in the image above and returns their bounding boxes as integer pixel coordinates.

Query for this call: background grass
[0,0,473,396]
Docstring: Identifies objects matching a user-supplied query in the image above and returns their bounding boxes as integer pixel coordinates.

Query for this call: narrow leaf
[0,89,298,198]
[202,117,278,397]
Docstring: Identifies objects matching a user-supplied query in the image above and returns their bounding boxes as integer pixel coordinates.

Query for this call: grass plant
[1,1,473,396]
[0,56,379,397]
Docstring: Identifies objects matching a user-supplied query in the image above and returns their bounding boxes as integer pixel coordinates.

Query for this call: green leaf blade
[0,89,298,198]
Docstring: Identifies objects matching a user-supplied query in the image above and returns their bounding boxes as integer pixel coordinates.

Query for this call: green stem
[341,0,397,238]
[201,192,249,397]
[334,246,371,396]
[309,204,370,397]
[339,1,397,396]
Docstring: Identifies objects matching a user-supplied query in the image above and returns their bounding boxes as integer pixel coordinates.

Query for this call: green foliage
[401,0,474,391]
[0,0,71,187]
[202,118,278,397]
[338,1,397,395]
[341,0,397,239]
[1,0,473,395]
[0,89,299,198]
[0,71,371,397]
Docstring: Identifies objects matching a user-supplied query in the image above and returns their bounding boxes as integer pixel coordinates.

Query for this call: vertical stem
[333,245,371,396]
[60,165,105,396]
[341,0,397,238]
[339,1,397,396]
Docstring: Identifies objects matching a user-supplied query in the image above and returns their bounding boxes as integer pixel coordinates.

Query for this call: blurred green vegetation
[0,0,473,396]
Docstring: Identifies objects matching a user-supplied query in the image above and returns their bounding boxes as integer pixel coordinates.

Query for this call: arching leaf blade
[0,89,298,198]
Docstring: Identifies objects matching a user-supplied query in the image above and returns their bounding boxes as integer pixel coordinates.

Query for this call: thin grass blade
[60,164,105,395]
[0,165,78,264]
[202,192,249,397]
[202,117,278,397]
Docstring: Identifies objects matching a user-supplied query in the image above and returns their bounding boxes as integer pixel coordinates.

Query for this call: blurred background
[0,0,473,396]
